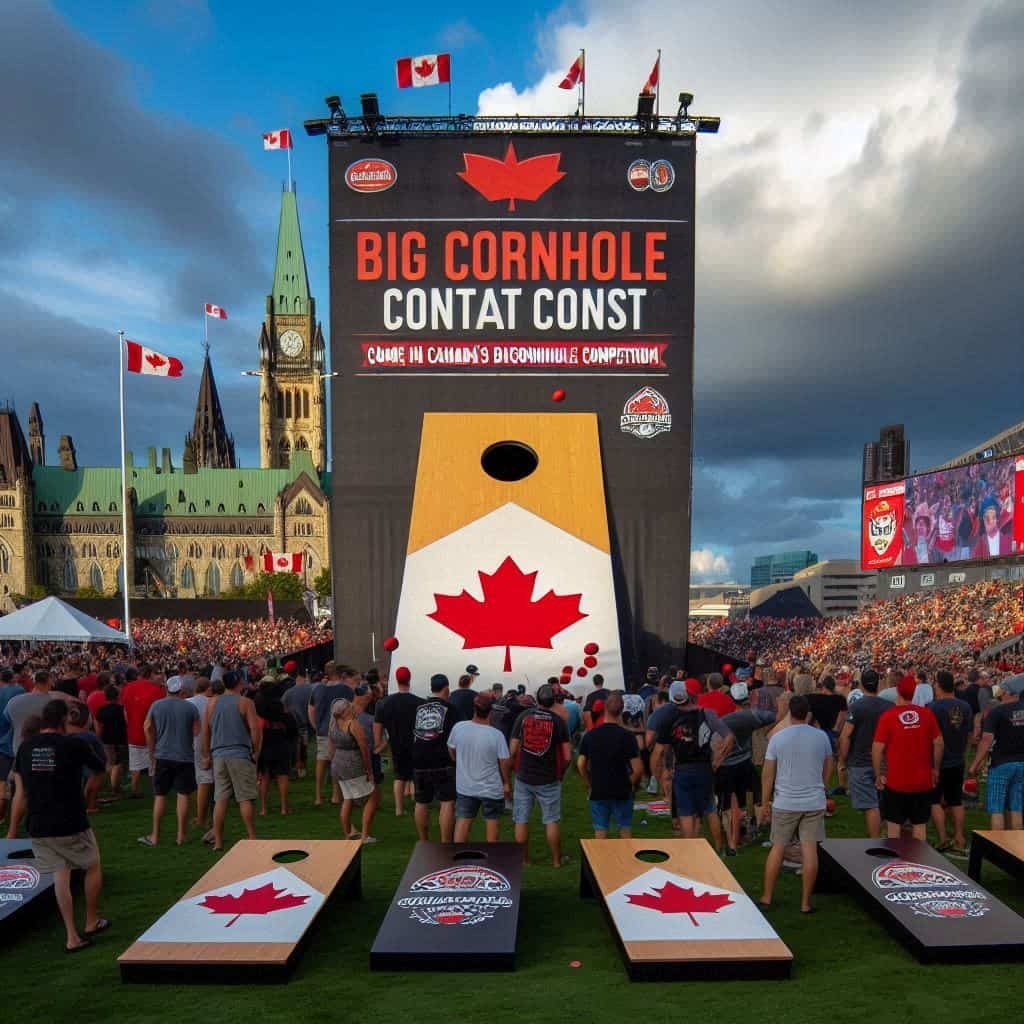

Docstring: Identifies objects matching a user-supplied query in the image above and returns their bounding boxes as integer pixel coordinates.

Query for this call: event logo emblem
[345,158,398,194]
[911,898,989,920]
[868,499,899,557]
[627,159,651,191]
[457,144,566,211]
[620,387,672,439]
[898,709,920,726]
[872,861,960,889]
[399,866,513,926]
[0,865,40,890]
[650,159,675,192]
[626,159,674,193]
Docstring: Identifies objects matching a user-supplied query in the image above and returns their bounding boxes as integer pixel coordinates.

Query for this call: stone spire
[28,402,44,465]
[183,351,236,469]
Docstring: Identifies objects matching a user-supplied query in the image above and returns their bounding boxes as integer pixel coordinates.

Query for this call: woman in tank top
[327,699,374,840]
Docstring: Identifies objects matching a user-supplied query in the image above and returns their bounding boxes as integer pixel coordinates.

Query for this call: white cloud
[690,548,732,582]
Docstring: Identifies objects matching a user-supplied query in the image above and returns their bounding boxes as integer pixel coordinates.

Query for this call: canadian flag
[396,53,451,89]
[641,56,660,96]
[205,303,227,319]
[125,340,183,378]
[263,129,292,151]
[558,53,585,90]
[264,551,303,573]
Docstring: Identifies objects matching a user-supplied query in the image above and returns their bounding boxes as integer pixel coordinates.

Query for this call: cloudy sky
[3,1,1022,583]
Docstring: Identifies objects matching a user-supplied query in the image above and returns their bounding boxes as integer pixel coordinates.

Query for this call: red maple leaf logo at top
[625,882,734,927]
[457,144,566,211]
[414,58,435,78]
[145,353,166,369]
[428,556,586,672]
[198,882,310,928]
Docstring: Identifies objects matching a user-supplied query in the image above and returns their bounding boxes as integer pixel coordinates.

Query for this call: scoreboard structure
[307,110,717,688]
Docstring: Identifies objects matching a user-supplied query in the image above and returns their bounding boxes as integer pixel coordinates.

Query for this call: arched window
[296,436,309,451]
[178,490,186,503]
[113,542,120,558]
[76,502,84,512]
[188,503,196,513]
[279,294,287,312]
[303,391,310,418]
[205,561,221,596]
[295,295,302,313]
[285,391,292,418]
[109,502,118,512]
[257,503,266,514]
[230,562,244,589]
[277,392,284,418]
[181,563,195,590]
[89,563,103,592]
[64,561,78,592]
[0,542,9,575]
[92,502,100,512]
[238,503,246,514]
[217,503,225,513]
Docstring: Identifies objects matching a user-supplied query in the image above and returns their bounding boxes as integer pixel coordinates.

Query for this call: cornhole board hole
[969,830,1024,884]
[579,838,792,981]
[118,839,361,982]
[370,842,523,971]
[818,837,1024,963]
[389,413,625,695]
[0,839,55,934]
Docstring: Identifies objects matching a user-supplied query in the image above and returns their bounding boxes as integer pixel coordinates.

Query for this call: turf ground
[6,767,1022,1024]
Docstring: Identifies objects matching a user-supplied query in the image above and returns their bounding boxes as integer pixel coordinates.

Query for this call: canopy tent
[0,596,130,644]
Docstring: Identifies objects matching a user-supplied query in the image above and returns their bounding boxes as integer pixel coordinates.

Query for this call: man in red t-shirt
[121,667,165,796]
[872,676,943,840]
[698,673,737,717]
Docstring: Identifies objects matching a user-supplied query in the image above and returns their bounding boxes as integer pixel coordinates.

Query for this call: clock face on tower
[279,329,304,358]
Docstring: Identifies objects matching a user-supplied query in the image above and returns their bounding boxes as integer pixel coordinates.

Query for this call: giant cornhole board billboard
[326,126,697,686]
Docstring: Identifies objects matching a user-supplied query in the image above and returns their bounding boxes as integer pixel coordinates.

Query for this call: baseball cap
[730,681,749,703]
[669,680,691,704]
[896,675,917,701]
[537,684,556,707]
[394,666,411,686]
[430,673,450,693]
[166,678,183,694]
[735,666,752,680]
[1002,673,1024,696]
[685,678,702,697]
[466,664,479,676]
[283,659,298,675]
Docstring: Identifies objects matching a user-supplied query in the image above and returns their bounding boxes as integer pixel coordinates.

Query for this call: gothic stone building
[0,185,331,612]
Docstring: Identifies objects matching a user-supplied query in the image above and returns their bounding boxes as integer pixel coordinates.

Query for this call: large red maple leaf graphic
[457,144,566,211]
[198,882,310,928]
[625,881,734,927]
[428,555,586,672]
[414,58,435,79]
[145,352,166,370]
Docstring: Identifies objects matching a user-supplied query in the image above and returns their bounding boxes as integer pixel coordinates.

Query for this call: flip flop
[137,836,156,848]
[936,841,953,853]
[801,906,817,915]
[65,939,93,953]
[84,919,111,938]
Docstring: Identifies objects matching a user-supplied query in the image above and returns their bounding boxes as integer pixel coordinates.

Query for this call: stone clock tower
[258,184,327,472]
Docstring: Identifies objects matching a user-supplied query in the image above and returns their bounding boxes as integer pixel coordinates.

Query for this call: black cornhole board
[818,837,1024,963]
[370,842,523,971]
[0,838,54,933]
[968,830,1024,885]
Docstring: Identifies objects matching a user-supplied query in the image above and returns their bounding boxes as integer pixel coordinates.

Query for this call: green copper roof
[271,186,310,315]
[33,451,321,517]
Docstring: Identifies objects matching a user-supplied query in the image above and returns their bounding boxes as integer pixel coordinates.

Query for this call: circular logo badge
[649,159,675,193]
[627,159,651,192]
[345,158,398,194]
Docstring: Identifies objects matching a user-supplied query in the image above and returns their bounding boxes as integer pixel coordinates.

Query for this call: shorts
[153,759,197,796]
[847,765,879,810]
[195,762,214,786]
[258,752,291,778]
[104,744,128,768]
[0,752,13,783]
[414,766,456,805]
[128,745,150,773]
[932,764,964,807]
[391,747,414,782]
[716,761,755,807]
[986,761,1024,814]
[213,757,258,803]
[512,779,562,825]
[32,829,99,874]
[589,798,634,832]
[770,808,826,845]
[883,788,932,825]
[673,765,716,818]
[338,774,375,801]
[316,736,331,762]
[456,793,505,821]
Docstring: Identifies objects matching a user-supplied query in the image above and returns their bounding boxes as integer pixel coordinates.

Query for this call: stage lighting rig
[636,91,656,131]
[361,93,382,133]
[675,92,720,135]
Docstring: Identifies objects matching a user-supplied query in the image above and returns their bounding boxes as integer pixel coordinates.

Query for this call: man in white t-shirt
[187,678,214,832]
[758,695,833,913]
[448,693,511,842]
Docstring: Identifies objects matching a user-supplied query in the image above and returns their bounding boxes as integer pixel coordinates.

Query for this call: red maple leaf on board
[414,58,435,78]
[457,144,566,211]
[428,555,586,672]
[145,352,166,369]
[625,882,734,927]
[198,882,310,928]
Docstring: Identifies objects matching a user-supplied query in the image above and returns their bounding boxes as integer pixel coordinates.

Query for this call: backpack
[669,707,712,763]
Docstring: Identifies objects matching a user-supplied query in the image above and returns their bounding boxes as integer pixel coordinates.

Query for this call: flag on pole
[125,340,183,378]
[558,53,585,89]
[262,129,293,150]
[396,54,451,88]
[204,303,227,320]
[264,551,303,573]
[267,590,275,626]
[641,55,660,95]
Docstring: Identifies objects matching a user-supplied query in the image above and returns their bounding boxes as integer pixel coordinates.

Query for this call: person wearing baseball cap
[970,672,1024,831]
[410,674,458,842]
[373,666,422,818]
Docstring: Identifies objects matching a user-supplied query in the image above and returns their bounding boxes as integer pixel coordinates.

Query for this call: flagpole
[286,144,293,193]
[117,331,132,647]
[656,49,661,119]
[580,48,586,118]
[203,305,209,355]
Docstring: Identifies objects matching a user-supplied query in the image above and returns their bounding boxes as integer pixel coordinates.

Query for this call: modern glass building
[750,550,818,588]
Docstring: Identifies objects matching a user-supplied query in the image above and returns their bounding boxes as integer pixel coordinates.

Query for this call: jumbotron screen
[862,455,1024,570]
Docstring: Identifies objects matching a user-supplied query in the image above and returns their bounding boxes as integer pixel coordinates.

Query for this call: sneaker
[782,859,801,870]
[361,836,378,845]
[725,846,737,857]
[762,840,773,849]
[646,776,659,794]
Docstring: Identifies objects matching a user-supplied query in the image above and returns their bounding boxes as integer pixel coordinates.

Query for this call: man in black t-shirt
[11,700,107,952]
[373,667,423,817]
[807,677,847,752]
[837,669,888,838]
[411,675,458,842]
[970,674,1024,831]
[577,693,642,838]
[582,675,610,731]
[929,670,973,853]
[448,673,478,722]
[510,684,571,865]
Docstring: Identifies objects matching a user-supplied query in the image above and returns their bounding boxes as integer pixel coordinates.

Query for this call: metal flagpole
[203,305,209,354]
[580,49,586,118]
[655,49,661,118]
[117,331,132,646]
[286,143,293,193]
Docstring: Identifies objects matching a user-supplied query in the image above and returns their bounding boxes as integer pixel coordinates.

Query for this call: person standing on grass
[139,677,199,847]
[187,679,214,830]
[96,684,128,798]
[121,667,164,798]
[202,671,261,851]
[582,674,610,731]
[10,700,108,952]
[374,666,421,818]
[577,692,643,839]
[510,683,571,865]
[758,695,833,914]
[929,670,973,854]
[66,701,106,815]
[308,663,354,807]
[353,683,381,842]
[449,693,511,843]
[969,673,1024,831]
[327,698,375,841]
[0,668,26,823]
[411,675,458,842]
[872,676,943,841]
[837,669,889,838]
[448,672,478,722]
[255,678,296,817]
[283,669,313,777]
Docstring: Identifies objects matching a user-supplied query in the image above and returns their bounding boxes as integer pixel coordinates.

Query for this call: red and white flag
[396,53,451,88]
[204,303,227,320]
[262,129,293,150]
[125,340,183,378]
[641,55,660,96]
[558,53,585,89]
[264,551,303,574]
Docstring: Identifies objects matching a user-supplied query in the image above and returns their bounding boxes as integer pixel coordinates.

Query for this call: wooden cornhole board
[579,838,792,981]
[0,838,55,934]
[370,842,523,971]
[969,830,1024,885]
[818,837,1024,963]
[118,839,361,982]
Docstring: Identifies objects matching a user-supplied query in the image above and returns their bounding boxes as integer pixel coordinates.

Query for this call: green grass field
[6,767,1021,1024]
